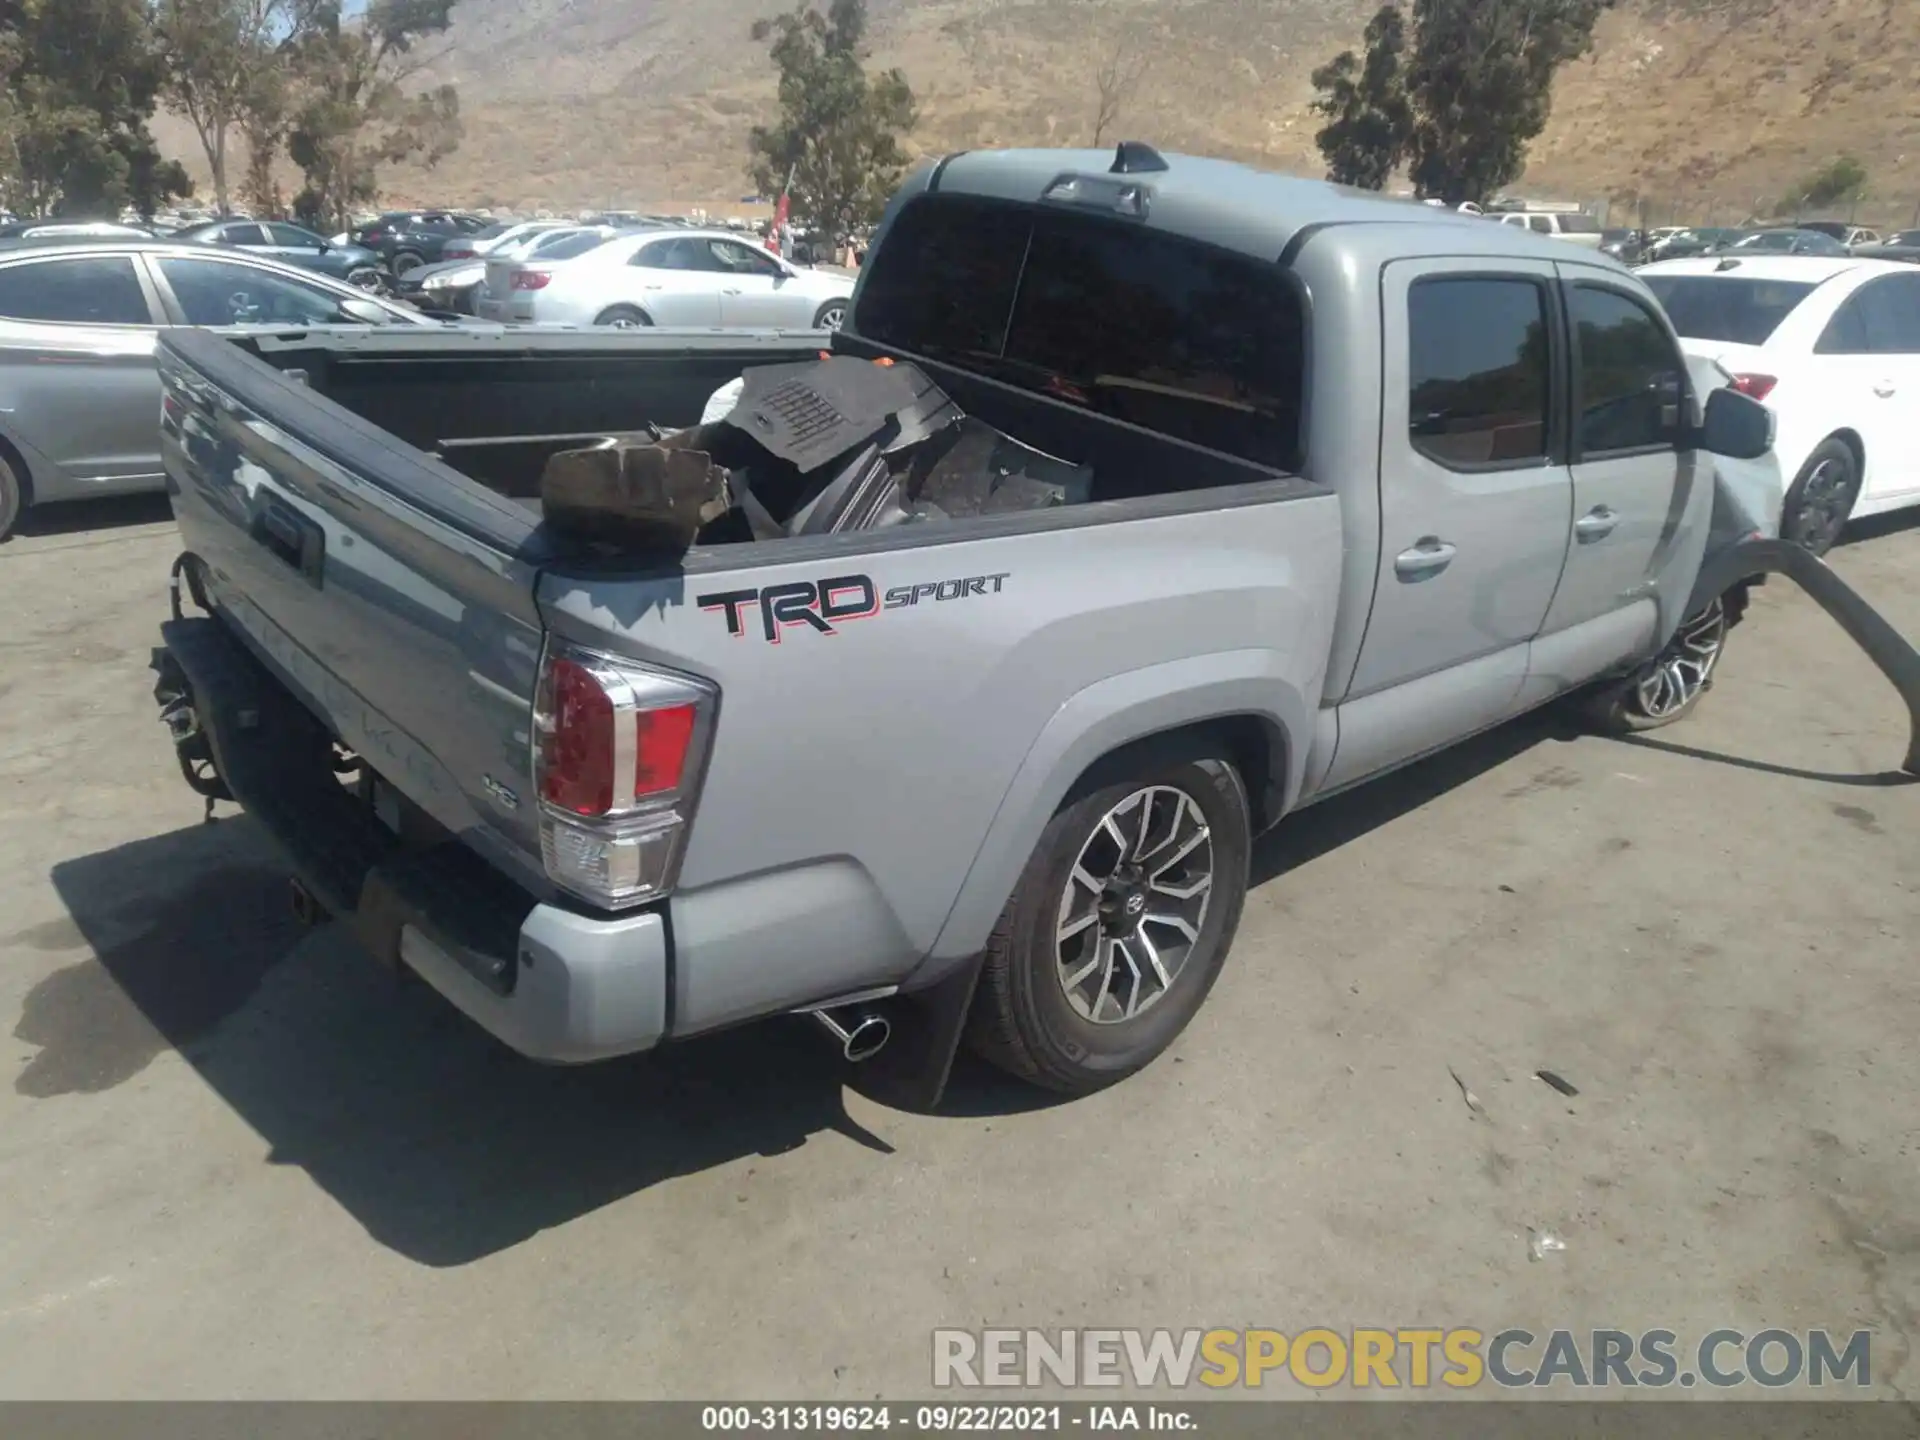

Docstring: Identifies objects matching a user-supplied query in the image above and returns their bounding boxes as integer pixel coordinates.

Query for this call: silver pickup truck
[149,144,1918,1106]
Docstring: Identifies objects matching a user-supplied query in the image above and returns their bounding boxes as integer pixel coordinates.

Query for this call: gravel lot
[1,495,1916,1400]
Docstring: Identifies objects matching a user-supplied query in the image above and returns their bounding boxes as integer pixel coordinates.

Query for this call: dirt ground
[1,494,1916,1400]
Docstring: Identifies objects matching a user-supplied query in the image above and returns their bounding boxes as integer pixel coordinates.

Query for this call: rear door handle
[1575,505,1619,543]
[1393,537,1457,582]
[721,287,742,296]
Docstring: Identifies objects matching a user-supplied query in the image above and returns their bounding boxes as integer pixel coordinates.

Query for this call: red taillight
[539,658,616,815]
[1731,373,1778,401]
[444,245,474,259]
[530,643,716,908]
[511,270,551,291]
[363,228,386,243]
[634,704,696,797]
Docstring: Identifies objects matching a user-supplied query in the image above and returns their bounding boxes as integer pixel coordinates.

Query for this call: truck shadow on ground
[36,817,917,1267]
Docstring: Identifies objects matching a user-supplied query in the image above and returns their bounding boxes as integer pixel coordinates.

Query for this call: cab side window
[1568,286,1686,455]
[1408,277,1552,468]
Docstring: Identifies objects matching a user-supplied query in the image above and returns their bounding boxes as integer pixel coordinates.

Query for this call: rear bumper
[157,614,669,1063]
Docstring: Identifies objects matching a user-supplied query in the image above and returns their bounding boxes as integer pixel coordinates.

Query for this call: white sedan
[477,228,854,332]
[1641,255,1920,554]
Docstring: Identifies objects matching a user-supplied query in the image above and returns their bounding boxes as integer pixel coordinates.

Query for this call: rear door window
[1407,277,1551,468]
[853,195,1305,468]
[0,256,154,325]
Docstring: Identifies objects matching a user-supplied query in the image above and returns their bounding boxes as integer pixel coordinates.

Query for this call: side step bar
[1697,537,1920,776]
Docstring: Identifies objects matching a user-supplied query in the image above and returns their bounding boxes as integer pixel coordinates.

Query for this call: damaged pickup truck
[150,144,1920,1105]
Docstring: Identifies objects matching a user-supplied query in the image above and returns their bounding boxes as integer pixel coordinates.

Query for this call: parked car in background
[477,227,854,329]
[1601,228,1646,264]
[1645,228,1745,262]
[435,219,573,263]
[170,219,388,290]
[349,211,491,275]
[1493,210,1604,247]
[1720,228,1851,257]
[400,225,618,315]
[0,241,436,538]
[0,220,154,242]
[1642,255,1920,554]
[1852,231,1920,264]
[1796,221,1883,247]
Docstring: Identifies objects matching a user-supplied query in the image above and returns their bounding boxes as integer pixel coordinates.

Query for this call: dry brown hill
[166,0,1920,228]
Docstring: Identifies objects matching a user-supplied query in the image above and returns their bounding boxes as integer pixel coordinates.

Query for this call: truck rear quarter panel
[539,488,1344,1031]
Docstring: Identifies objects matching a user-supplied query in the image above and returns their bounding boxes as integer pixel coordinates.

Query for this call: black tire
[1581,594,1734,733]
[967,752,1252,1095]
[0,449,23,541]
[390,250,425,277]
[594,305,653,329]
[812,299,848,331]
[1781,438,1861,557]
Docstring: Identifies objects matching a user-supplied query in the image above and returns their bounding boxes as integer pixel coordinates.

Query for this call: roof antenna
[1110,141,1169,175]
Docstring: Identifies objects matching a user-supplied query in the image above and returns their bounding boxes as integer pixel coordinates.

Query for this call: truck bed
[217,326,1279,532]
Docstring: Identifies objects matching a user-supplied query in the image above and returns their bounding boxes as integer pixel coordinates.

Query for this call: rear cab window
[851,195,1306,470]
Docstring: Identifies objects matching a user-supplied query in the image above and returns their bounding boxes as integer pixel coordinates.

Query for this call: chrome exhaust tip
[810,1007,892,1063]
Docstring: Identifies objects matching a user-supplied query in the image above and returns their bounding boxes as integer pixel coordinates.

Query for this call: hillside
[165,0,1920,226]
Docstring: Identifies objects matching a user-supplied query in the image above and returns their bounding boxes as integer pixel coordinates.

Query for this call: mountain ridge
[162,0,1920,227]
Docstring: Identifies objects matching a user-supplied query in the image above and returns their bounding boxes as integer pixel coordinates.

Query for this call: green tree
[1777,155,1868,217]
[1403,0,1615,206]
[286,0,462,229]
[0,0,188,216]
[747,0,916,249]
[1310,5,1413,190]
[155,0,309,215]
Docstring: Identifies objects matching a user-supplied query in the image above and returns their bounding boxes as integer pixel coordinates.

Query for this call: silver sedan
[0,241,434,538]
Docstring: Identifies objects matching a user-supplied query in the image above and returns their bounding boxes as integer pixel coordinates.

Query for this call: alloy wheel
[1788,458,1852,553]
[1633,598,1728,720]
[1054,785,1214,1025]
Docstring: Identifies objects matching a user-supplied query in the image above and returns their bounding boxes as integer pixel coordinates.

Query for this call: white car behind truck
[1642,255,1920,555]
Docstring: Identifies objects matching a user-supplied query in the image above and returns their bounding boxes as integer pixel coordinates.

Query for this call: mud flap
[1694,536,1920,775]
[847,958,986,1114]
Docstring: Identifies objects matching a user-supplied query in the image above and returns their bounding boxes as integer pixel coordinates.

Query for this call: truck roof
[921,145,1592,267]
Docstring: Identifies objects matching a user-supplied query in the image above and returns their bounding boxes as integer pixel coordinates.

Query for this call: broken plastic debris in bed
[537,356,1093,554]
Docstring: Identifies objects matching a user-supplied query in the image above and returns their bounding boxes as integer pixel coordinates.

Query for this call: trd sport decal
[698,572,1010,643]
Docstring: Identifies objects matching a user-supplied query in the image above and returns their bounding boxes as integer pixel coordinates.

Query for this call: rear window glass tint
[853,196,1304,468]
[1643,276,1816,346]
[535,232,609,261]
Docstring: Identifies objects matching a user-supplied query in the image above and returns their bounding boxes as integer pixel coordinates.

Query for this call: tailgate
[157,327,552,889]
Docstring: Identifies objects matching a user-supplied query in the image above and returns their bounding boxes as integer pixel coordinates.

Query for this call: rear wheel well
[1065,715,1287,834]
